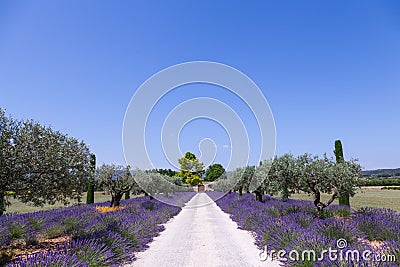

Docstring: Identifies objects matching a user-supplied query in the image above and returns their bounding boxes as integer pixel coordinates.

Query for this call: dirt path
[125,193,280,267]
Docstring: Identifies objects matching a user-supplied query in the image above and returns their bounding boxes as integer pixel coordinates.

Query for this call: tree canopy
[97,164,140,207]
[0,109,91,214]
[177,152,204,186]
[205,163,225,181]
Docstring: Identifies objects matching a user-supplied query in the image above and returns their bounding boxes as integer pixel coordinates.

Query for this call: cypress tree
[255,161,263,202]
[334,140,350,206]
[0,192,5,215]
[86,153,96,204]
[334,140,344,163]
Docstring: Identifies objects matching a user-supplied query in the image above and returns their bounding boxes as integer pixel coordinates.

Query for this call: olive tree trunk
[110,193,123,207]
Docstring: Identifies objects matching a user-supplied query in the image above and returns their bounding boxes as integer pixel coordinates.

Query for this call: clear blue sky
[1,1,399,170]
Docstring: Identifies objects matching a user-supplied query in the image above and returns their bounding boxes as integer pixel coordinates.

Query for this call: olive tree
[255,153,361,209]
[251,159,277,202]
[130,169,194,202]
[263,155,297,201]
[330,159,362,207]
[0,109,91,214]
[97,164,140,207]
[208,172,232,192]
[210,151,361,211]
[15,120,90,206]
[210,164,262,195]
[231,166,256,196]
[0,109,19,214]
[288,154,361,211]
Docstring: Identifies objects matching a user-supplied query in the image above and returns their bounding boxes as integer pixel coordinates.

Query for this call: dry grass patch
[95,206,125,213]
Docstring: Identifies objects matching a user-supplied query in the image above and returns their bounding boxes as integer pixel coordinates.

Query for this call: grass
[5,192,114,214]
[291,186,400,211]
[5,187,400,214]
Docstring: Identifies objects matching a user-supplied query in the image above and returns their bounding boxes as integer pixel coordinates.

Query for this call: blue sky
[1,1,399,170]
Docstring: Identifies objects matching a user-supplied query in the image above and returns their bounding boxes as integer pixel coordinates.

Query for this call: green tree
[208,172,231,192]
[134,170,193,198]
[97,164,138,207]
[0,109,91,215]
[0,109,18,214]
[205,163,225,181]
[155,169,178,177]
[252,161,264,202]
[290,154,361,212]
[177,152,204,186]
[331,159,362,206]
[269,154,296,201]
[86,154,96,204]
[252,157,286,202]
[210,152,361,211]
[184,172,203,186]
[232,166,256,196]
[334,140,344,163]
[334,139,350,207]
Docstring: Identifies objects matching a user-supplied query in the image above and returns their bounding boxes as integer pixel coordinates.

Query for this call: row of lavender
[0,192,196,266]
[208,191,400,267]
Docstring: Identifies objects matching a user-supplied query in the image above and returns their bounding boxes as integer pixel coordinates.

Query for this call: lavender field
[0,192,196,266]
[208,191,400,267]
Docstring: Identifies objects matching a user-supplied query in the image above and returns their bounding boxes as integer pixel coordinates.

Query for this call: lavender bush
[208,191,400,266]
[1,192,196,266]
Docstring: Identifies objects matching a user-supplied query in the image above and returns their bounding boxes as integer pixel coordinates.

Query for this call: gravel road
[125,193,280,267]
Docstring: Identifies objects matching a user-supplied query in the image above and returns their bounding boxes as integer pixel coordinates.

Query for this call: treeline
[381,186,400,190]
[358,178,400,186]
[149,169,178,177]
[1,108,202,214]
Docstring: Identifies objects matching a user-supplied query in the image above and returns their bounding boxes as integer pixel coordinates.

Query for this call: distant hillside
[362,168,400,178]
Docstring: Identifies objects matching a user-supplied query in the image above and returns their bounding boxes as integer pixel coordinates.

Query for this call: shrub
[27,216,45,232]
[92,230,133,262]
[284,233,332,267]
[268,221,302,251]
[284,205,303,215]
[351,214,399,241]
[9,249,86,267]
[69,238,116,266]
[382,186,400,190]
[8,221,26,239]
[331,206,352,218]
[283,212,314,228]
[382,240,400,266]
[313,218,362,245]
[43,225,65,239]
[0,224,11,246]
